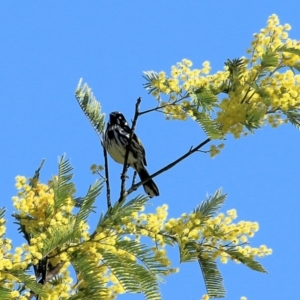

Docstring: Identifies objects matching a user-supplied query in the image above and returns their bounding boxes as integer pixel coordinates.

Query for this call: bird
[104,111,159,198]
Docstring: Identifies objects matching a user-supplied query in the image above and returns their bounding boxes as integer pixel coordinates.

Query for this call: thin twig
[139,94,189,116]
[102,143,111,209]
[118,97,142,202]
[27,262,65,299]
[131,171,138,187]
[29,158,46,187]
[127,138,211,196]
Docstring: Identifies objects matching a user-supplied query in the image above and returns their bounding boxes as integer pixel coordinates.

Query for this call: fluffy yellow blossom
[145,14,300,141]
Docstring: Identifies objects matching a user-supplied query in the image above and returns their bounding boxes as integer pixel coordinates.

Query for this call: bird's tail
[137,167,159,198]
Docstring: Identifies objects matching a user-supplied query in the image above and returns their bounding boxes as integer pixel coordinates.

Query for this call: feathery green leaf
[284,110,300,129]
[0,287,13,300]
[74,179,104,234]
[96,195,148,229]
[75,79,106,137]
[226,249,267,273]
[101,250,162,300]
[190,88,218,112]
[70,250,109,299]
[193,111,223,139]
[40,221,76,256]
[261,50,279,69]
[52,156,75,213]
[143,71,160,94]
[8,269,46,297]
[276,45,300,57]
[194,189,226,224]
[198,252,226,298]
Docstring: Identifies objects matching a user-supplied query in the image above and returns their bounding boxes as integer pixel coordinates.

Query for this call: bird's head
[109,111,128,127]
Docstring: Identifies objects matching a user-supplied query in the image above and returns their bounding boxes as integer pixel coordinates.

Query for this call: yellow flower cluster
[3,175,271,298]
[209,144,225,158]
[217,14,300,137]
[146,14,300,140]
[164,208,271,264]
[150,59,229,121]
[9,175,179,298]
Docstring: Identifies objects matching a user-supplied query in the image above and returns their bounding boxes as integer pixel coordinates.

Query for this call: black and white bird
[104,111,159,198]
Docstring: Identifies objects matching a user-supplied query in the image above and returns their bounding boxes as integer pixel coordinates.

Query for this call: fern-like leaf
[284,110,300,129]
[244,106,266,132]
[226,249,267,273]
[190,88,218,112]
[8,269,46,297]
[276,45,300,57]
[69,250,109,299]
[101,250,161,300]
[96,195,149,229]
[178,240,199,263]
[75,79,106,137]
[198,252,226,298]
[225,58,245,79]
[0,287,12,300]
[41,221,76,256]
[74,179,104,234]
[52,156,75,213]
[115,240,169,277]
[261,50,279,69]
[193,111,223,139]
[194,189,226,223]
[142,71,160,94]
[0,208,5,238]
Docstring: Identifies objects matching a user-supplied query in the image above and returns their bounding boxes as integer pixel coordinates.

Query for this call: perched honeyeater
[104,111,159,197]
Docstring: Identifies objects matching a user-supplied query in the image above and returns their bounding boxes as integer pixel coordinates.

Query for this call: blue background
[1,2,299,299]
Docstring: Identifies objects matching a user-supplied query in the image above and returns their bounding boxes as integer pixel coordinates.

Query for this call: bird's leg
[120,164,129,180]
[131,171,138,186]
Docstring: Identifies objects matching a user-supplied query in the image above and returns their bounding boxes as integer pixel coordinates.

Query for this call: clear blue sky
[1,2,299,299]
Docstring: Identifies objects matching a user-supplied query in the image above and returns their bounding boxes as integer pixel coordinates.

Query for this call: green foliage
[0,208,6,238]
[226,249,267,273]
[75,78,106,138]
[69,250,109,299]
[261,49,279,69]
[40,222,75,257]
[284,110,300,129]
[244,106,266,132]
[0,287,13,300]
[190,88,219,112]
[143,71,160,94]
[100,240,164,300]
[52,156,75,213]
[193,111,223,139]
[223,58,246,92]
[96,194,149,230]
[194,189,227,224]
[9,269,46,297]
[276,45,300,57]
[73,179,104,234]
[225,58,246,80]
[198,252,226,298]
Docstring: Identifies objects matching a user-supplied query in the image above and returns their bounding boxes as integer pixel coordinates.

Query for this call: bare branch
[127,138,211,196]
[131,170,138,187]
[102,142,111,209]
[138,93,189,116]
[118,97,142,202]
[29,159,46,188]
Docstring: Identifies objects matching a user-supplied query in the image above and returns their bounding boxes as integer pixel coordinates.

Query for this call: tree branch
[118,97,142,202]
[138,93,189,116]
[126,138,211,196]
[102,143,111,209]
[27,262,65,300]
